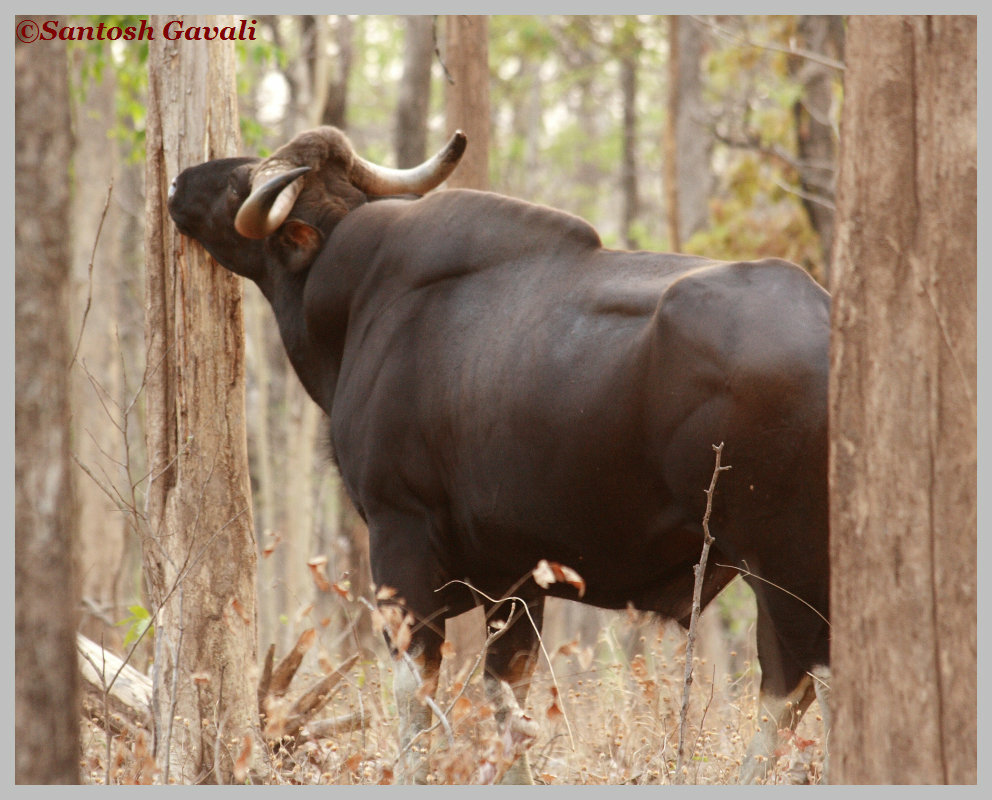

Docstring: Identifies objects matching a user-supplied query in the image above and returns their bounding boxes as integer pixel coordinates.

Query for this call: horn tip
[448,130,468,160]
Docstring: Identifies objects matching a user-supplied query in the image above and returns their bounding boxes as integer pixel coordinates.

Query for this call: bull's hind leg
[482,596,545,784]
[740,671,817,783]
[740,593,830,784]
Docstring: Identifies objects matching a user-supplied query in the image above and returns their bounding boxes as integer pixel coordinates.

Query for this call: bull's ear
[273,219,324,273]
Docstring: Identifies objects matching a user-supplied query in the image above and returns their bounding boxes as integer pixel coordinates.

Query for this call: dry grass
[78,582,827,785]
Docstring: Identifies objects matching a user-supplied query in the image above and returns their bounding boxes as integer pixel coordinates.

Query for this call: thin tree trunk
[674,17,711,244]
[302,15,331,128]
[15,15,80,784]
[396,15,435,168]
[619,33,640,250]
[245,286,280,653]
[280,370,320,643]
[664,16,682,252]
[791,15,844,284]
[68,55,133,650]
[323,15,354,129]
[829,14,976,784]
[143,15,263,783]
[445,15,490,190]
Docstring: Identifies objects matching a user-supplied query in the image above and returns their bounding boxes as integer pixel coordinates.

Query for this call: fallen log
[76,633,152,737]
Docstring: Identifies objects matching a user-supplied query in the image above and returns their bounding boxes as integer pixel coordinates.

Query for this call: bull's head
[168,126,466,281]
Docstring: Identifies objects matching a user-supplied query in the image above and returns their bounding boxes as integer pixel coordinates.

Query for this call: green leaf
[116,604,154,649]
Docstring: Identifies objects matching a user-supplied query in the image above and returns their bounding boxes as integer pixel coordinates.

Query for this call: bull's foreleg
[392,630,443,784]
[482,597,545,785]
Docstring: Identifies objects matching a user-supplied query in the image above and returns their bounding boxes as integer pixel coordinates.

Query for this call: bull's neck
[261,269,340,415]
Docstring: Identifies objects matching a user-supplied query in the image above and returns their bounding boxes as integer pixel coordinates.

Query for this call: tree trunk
[396,15,435,168]
[792,15,844,284]
[143,15,263,784]
[278,366,321,646]
[302,15,331,128]
[664,16,682,252]
[15,16,81,784]
[323,15,354,130]
[68,54,136,652]
[245,286,281,653]
[445,15,490,190]
[618,24,640,251]
[674,17,711,244]
[829,15,976,784]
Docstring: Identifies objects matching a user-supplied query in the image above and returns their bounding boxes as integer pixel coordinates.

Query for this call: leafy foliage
[116,604,153,649]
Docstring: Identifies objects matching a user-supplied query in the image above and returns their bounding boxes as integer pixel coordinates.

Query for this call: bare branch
[674,442,730,784]
[70,179,114,369]
[690,15,845,72]
[713,561,830,627]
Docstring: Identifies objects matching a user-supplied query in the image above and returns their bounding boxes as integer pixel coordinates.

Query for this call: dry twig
[673,443,730,784]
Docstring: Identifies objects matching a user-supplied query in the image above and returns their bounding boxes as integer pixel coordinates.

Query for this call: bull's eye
[228,174,246,199]
[168,177,177,200]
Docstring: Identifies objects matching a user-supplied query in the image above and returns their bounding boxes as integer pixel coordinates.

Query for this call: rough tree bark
[445,15,490,190]
[15,16,81,785]
[143,15,264,783]
[829,15,976,784]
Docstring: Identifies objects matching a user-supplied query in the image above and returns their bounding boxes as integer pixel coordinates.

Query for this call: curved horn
[234,166,311,239]
[349,130,467,197]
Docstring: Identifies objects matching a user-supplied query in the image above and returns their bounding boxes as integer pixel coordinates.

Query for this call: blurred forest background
[62,14,843,783]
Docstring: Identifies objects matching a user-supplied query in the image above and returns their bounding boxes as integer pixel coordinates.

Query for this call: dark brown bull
[167,126,831,784]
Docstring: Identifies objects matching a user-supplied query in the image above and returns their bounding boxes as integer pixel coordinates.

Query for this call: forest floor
[77,600,827,786]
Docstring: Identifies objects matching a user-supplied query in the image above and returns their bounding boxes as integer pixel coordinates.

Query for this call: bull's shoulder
[421,189,602,251]
[373,189,603,265]
[327,189,605,294]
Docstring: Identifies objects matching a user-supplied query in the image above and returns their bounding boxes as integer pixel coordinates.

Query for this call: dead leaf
[441,640,456,658]
[370,607,385,634]
[318,649,335,674]
[230,597,251,625]
[133,730,158,785]
[554,638,580,658]
[452,696,474,723]
[262,530,282,558]
[308,555,331,592]
[345,753,363,774]
[547,686,564,722]
[393,613,413,654]
[294,603,314,624]
[233,736,253,783]
[532,559,586,597]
